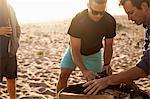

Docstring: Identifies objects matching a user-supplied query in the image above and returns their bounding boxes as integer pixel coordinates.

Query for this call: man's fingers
[6,31,12,34]
[92,86,100,95]
[83,80,94,87]
[83,80,97,93]
[83,81,100,95]
[83,84,93,93]
[86,84,97,95]
[6,27,12,32]
[83,79,108,95]
[4,34,11,37]
[1,26,11,29]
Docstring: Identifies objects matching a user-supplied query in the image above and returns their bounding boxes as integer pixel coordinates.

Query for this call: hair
[89,0,107,5]
[119,0,150,9]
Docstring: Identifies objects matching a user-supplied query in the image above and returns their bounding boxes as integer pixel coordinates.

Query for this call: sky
[8,0,126,22]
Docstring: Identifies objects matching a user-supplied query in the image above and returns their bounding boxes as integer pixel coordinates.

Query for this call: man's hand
[0,26,12,36]
[103,65,112,75]
[82,70,98,81]
[82,77,109,95]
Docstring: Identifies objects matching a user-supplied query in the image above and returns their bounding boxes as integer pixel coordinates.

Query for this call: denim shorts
[60,47,102,73]
[0,55,17,82]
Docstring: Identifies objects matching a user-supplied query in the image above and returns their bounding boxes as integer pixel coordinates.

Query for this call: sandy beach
[0,15,150,99]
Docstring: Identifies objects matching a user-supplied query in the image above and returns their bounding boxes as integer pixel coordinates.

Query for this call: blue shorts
[60,47,102,73]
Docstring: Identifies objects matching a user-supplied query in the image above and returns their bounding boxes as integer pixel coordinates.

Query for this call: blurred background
[9,0,126,22]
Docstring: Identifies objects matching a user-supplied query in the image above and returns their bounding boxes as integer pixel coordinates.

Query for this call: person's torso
[143,18,150,51]
[68,9,116,55]
[0,6,10,58]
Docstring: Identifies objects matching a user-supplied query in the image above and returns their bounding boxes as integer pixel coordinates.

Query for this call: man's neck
[143,8,150,27]
[145,8,150,25]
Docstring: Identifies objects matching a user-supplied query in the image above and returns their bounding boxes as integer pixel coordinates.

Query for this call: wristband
[103,64,109,66]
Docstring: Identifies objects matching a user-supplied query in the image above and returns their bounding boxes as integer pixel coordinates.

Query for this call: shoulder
[103,12,116,25]
[72,9,88,22]
[102,12,116,37]
[7,4,15,15]
[69,9,88,28]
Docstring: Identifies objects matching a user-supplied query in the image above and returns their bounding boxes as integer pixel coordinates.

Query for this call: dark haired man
[83,0,150,95]
[57,0,116,93]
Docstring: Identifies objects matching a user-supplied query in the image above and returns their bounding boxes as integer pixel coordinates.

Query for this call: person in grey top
[83,0,150,95]
[0,0,21,98]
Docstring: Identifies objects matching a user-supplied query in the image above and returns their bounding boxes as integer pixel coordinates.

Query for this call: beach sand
[0,15,150,99]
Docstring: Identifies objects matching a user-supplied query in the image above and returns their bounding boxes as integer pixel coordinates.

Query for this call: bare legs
[57,68,73,93]
[7,78,16,99]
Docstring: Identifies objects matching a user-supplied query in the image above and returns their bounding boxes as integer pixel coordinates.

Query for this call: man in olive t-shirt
[57,0,116,93]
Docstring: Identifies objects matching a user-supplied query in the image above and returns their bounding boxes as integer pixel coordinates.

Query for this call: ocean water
[9,0,126,22]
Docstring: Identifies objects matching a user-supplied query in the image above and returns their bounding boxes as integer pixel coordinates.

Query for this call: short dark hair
[119,0,150,9]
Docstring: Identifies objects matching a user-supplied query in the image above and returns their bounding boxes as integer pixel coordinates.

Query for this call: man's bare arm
[108,66,147,85]
[83,66,147,95]
[70,36,97,81]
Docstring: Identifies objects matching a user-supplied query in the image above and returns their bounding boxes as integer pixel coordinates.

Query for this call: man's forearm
[107,66,147,85]
[104,48,113,65]
[71,50,88,72]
